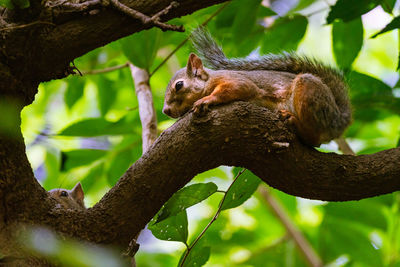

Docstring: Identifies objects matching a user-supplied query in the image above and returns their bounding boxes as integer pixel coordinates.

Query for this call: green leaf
[231,0,261,42]
[119,28,162,70]
[58,117,134,137]
[11,0,29,8]
[258,5,277,17]
[261,15,308,54]
[0,0,14,9]
[179,246,211,267]
[292,0,316,12]
[221,169,261,211]
[97,77,116,116]
[325,200,387,230]
[81,163,104,193]
[232,30,264,57]
[155,183,218,223]
[215,1,238,28]
[348,71,400,120]
[61,149,107,171]
[332,18,363,69]
[106,147,138,186]
[371,16,400,38]
[44,149,60,186]
[327,0,381,23]
[64,76,85,109]
[320,217,383,266]
[381,0,396,14]
[148,210,188,243]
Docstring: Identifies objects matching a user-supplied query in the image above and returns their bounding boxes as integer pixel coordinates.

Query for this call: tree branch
[109,0,184,32]
[129,64,158,153]
[34,102,400,248]
[258,186,323,267]
[0,0,228,98]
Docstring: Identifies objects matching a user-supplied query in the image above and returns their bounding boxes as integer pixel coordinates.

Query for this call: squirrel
[48,182,86,210]
[162,28,352,146]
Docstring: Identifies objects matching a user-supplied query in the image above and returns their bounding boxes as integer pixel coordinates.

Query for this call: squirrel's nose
[163,106,171,116]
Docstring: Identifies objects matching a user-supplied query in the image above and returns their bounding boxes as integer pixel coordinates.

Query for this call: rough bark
[19,102,398,248]
[0,0,227,262]
[0,0,226,102]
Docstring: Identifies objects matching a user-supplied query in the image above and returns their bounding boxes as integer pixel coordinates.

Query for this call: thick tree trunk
[0,0,227,263]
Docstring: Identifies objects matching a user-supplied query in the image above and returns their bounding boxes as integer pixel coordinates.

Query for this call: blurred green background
[16,0,400,266]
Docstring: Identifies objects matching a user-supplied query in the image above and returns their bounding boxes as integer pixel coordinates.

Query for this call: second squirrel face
[163,54,210,118]
[48,182,86,210]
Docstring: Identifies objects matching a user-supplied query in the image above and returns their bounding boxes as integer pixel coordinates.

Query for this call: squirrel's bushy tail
[190,27,352,135]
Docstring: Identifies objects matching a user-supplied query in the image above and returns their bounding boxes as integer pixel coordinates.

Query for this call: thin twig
[51,0,103,10]
[151,1,179,21]
[179,168,247,267]
[82,62,130,75]
[109,0,184,32]
[0,21,55,32]
[258,186,323,267]
[129,64,158,153]
[81,1,229,77]
[334,138,355,155]
[149,1,230,77]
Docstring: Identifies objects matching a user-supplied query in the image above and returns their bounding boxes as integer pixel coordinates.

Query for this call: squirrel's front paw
[192,100,209,116]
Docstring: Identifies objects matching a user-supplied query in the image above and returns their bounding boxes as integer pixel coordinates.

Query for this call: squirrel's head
[48,182,86,210]
[163,53,210,118]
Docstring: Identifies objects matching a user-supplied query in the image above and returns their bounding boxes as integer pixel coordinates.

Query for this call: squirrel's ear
[187,53,208,80]
[71,182,84,202]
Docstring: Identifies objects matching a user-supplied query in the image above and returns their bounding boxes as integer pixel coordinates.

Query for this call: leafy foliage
[149,211,189,243]
[221,168,261,210]
[20,0,400,266]
[326,0,382,23]
[155,183,218,223]
[332,18,363,70]
[119,28,162,70]
[178,245,210,267]
[261,15,308,54]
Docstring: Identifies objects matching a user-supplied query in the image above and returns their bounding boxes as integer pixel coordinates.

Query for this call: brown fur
[48,182,85,210]
[163,54,350,146]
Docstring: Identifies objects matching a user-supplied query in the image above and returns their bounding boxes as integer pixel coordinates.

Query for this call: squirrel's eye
[60,191,68,197]
[175,81,184,91]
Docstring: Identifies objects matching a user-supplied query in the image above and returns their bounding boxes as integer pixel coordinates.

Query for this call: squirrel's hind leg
[291,73,341,146]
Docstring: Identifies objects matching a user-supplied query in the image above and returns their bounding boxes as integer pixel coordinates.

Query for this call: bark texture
[20,102,399,251]
[0,0,227,262]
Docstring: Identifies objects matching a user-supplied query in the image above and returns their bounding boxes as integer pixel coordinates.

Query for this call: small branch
[109,0,184,32]
[129,64,158,153]
[179,169,246,267]
[149,1,230,77]
[53,0,103,10]
[82,62,129,75]
[0,21,55,32]
[150,1,179,21]
[334,137,355,155]
[258,186,323,267]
